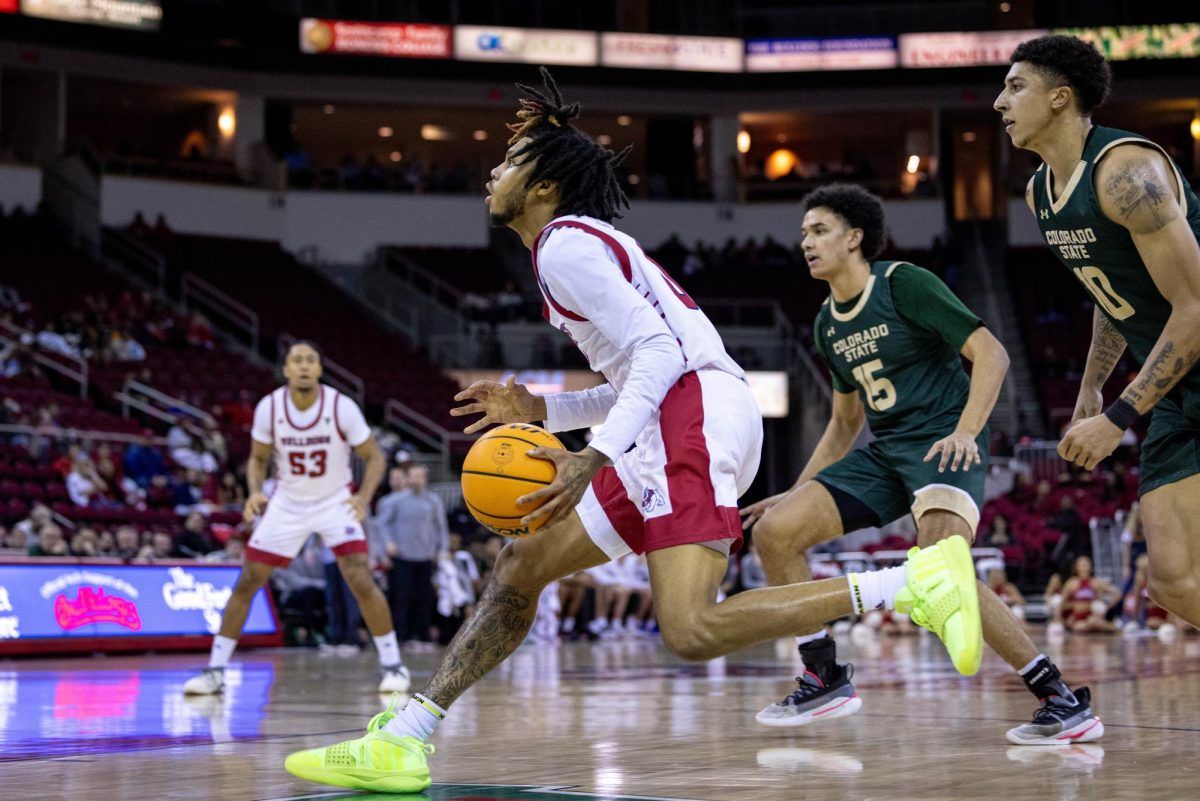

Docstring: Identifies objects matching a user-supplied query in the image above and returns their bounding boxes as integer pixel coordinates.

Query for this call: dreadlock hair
[507,67,632,223]
[1011,35,1112,114]
[802,184,888,261]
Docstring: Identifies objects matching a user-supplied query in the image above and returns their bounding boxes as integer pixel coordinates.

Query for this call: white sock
[846,566,907,614]
[794,631,830,647]
[374,631,402,667]
[383,693,445,741]
[1017,654,1048,677]
[209,635,237,669]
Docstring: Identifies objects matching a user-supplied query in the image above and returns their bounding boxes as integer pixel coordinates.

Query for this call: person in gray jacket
[375,464,449,645]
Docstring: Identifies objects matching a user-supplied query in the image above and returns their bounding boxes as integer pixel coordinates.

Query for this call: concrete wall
[99,175,949,261]
[0,164,40,213]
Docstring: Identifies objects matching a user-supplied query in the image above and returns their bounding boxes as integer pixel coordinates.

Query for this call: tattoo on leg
[422,581,536,708]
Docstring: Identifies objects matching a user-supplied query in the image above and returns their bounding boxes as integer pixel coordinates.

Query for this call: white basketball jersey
[251,385,371,502]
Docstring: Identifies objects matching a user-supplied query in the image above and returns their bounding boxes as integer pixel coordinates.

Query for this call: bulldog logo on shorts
[642,487,665,514]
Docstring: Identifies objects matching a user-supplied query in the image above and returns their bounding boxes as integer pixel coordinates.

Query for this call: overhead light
[775,133,787,144]
[737,130,751,154]
[999,2,1011,11]
[617,115,632,126]
[627,174,640,185]
[1191,114,1200,141]
[323,104,335,115]
[378,126,394,138]
[962,131,977,142]
[217,108,235,137]
[421,124,454,141]
[472,129,488,141]
[596,134,613,146]
[390,151,402,162]
[906,154,920,174]
[765,148,798,180]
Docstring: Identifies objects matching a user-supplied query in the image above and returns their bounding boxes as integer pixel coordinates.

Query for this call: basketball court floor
[2,631,1197,801]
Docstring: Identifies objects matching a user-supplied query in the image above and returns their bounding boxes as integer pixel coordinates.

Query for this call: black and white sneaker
[1006,686,1104,745]
[756,664,861,728]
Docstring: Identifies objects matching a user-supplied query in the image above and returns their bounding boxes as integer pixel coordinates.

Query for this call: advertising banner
[1,0,17,15]
[746,37,897,72]
[300,18,452,59]
[20,0,162,30]
[0,562,276,650]
[899,29,1046,68]
[455,25,598,66]
[1053,24,1200,61]
[601,32,743,72]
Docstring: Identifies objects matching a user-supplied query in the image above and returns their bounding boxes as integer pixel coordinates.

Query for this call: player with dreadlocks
[285,68,984,793]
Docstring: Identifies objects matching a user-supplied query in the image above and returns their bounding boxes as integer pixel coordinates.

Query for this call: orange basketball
[461,423,564,538]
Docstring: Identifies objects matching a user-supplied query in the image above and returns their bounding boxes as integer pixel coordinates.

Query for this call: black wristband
[1103,398,1139,430]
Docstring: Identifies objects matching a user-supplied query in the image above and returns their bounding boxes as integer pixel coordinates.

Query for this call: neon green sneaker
[284,694,433,793]
[894,537,982,676]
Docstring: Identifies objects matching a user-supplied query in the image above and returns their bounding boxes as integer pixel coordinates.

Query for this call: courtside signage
[0,563,276,643]
[601,32,743,72]
[20,0,162,30]
[1052,24,1200,60]
[899,30,1047,67]
[300,18,452,58]
[746,37,897,72]
[455,25,598,66]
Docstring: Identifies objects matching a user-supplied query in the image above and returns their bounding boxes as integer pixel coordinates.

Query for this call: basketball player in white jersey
[184,341,410,695]
[285,70,983,793]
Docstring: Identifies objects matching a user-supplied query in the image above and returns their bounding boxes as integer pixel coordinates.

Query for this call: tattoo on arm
[1120,340,1200,411]
[1104,158,1180,234]
[1086,313,1126,388]
[422,580,536,708]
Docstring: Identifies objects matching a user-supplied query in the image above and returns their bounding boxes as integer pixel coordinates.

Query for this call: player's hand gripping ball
[461,423,564,537]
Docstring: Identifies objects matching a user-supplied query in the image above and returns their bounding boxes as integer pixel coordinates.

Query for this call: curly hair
[802,184,887,261]
[1010,34,1112,114]
[507,67,631,222]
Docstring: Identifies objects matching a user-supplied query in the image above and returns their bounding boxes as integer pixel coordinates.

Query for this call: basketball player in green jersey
[742,184,1101,745]
[995,35,1200,631]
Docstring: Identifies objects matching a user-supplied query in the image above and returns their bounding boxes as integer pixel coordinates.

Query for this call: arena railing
[115,379,217,428]
[102,227,167,293]
[0,319,89,399]
[384,398,475,479]
[0,423,168,448]
[181,272,260,353]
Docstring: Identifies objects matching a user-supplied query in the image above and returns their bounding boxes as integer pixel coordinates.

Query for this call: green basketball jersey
[814,261,972,437]
[1032,125,1200,400]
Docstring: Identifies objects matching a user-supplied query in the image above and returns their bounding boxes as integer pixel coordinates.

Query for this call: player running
[284,69,983,793]
[183,341,410,696]
[995,35,1200,629]
[741,184,1100,745]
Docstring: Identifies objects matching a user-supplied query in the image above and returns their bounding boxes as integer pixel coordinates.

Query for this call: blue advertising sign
[746,37,898,72]
[0,563,276,644]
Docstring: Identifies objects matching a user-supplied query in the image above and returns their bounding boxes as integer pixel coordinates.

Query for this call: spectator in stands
[67,452,110,507]
[126,211,152,239]
[984,563,1026,621]
[0,526,26,554]
[171,468,210,512]
[204,534,245,563]
[114,525,141,561]
[982,514,1013,548]
[0,283,30,313]
[741,542,767,590]
[186,312,216,350]
[96,529,115,556]
[150,530,176,561]
[1061,556,1121,634]
[13,502,52,542]
[176,512,213,557]
[494,281,524,321]
[123,433,168,488]
[215,471,246,508]
[70,527,100,557]
[1048,495,1091,574]
[374,464,448,647]
[199,421,228,465]
[28,523,68,557]
[168,421,218,473]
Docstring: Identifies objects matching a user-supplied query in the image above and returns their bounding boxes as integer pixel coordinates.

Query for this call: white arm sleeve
[335,394,373,447]
[543,383,618,433]
[250,395,273,445]
[541,232,686,461]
